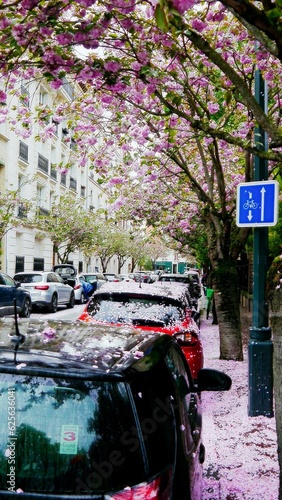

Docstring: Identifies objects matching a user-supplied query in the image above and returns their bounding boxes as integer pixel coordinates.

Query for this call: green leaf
[155,4,168,32]
[266,7,282,20]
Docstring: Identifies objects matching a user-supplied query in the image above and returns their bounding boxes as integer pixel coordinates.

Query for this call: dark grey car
[0,320,231,499]
[0,272,31,317]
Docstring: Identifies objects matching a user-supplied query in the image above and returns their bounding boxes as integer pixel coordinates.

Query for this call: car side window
[2,274,15,286]
[48,273,58,282]
[165,346,195,454]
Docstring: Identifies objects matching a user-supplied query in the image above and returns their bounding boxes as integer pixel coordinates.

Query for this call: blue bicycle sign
[236,180,279,227]
[243,199,259,210]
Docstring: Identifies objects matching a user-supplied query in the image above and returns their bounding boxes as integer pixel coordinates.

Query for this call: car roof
[14,271,47,275]
[160,273,189,278]
[79,272,105,277]
[92,281,189,302]
[0,320,171,375]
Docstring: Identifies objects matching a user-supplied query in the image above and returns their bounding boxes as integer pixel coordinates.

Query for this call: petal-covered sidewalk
[200,315,279,499]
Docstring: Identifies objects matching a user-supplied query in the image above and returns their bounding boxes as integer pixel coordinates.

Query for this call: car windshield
[87,294,185,326]
[81,275,97,283]
[0,374,144,494]
[14,274,42,283]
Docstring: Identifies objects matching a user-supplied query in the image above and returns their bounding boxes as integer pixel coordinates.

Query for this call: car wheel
[19,298,32,318]
[49,294,58,313]
[80,291,86,304]
[67,292,75,309]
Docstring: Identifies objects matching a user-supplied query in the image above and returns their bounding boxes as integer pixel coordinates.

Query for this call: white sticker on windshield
[60,425,79,454]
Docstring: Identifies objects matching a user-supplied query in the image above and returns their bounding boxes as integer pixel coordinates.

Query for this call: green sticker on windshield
[60,425,79,454]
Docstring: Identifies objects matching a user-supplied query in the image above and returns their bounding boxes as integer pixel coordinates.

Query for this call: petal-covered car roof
[0,319,166,373]
[92,281,191,304]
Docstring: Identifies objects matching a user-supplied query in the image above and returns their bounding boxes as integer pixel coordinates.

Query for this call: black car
[158,273,202,305]
[0,272,31,317]
[0,318,231,499]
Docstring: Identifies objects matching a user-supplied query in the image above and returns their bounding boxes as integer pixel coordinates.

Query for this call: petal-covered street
[201,312,279,499]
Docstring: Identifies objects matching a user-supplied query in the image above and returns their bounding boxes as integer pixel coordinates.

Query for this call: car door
[48,273,69,303]
[0,273,17,316]
[165,345,202,500]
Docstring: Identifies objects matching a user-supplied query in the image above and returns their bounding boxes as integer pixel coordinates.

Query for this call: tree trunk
[269,289,282,497]
[212,259,243,361]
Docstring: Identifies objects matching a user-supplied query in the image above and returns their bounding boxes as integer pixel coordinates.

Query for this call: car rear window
[160,276,191,284]
[88,295,185,326]
[0,375,145,494]
[14,274,42,283]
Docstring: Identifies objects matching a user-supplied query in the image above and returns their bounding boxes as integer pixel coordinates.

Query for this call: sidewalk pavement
[200,314,279,500]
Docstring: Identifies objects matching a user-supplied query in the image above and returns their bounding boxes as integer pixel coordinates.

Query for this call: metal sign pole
[248,69,273,417]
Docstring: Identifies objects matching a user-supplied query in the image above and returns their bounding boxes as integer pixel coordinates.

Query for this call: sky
[200,314,279,499]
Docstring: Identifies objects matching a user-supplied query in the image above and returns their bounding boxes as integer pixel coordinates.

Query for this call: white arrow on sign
[247,210,253,221]
[260,187,266,222]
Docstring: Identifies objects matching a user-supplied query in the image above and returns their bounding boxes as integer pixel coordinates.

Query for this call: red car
[78,281,204,378]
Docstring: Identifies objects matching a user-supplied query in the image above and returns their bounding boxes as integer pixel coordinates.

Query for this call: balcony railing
[70,176,77,191]
[38,153,49,174]
[19,141,28,162]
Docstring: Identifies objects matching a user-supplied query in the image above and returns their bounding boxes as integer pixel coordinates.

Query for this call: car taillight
[74,284,81,290]
[174,331,198,346]
[105,469,172,499]
[34,285,49,290]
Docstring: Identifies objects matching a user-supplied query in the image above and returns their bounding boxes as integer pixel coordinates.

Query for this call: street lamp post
[248,69,273,417]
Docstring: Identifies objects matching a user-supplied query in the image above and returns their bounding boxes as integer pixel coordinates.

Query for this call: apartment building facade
[0,77,123,277]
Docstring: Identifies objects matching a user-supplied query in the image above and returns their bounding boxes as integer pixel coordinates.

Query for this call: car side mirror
[195,368,232,392]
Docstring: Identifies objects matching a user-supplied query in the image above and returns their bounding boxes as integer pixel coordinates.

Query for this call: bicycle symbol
[243,199,259,210]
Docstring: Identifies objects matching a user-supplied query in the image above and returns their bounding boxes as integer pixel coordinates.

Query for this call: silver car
[14,271,75,313]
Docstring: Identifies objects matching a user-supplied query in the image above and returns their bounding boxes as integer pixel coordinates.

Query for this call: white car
[14,271,75,313]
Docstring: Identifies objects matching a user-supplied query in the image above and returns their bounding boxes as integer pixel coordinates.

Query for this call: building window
[69,176,77,191]
[79,261,83,273]
[17,202,28,218]
[61,173,67,186]
[38,153,49,174]
[50,166,57,180]
[52,118,59,136]
[15,256,25,273]
[20,83,30,108]
[19,141,28,162]
[34,258,44,271]
[39,89,48,105]
[62,78,74,99]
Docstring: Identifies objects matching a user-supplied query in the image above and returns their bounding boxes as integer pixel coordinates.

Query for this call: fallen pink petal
[201,315,279,499]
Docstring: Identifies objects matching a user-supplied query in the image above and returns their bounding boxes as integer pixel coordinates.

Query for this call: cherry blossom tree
[1,1,282,358]
[34,195,92,263]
